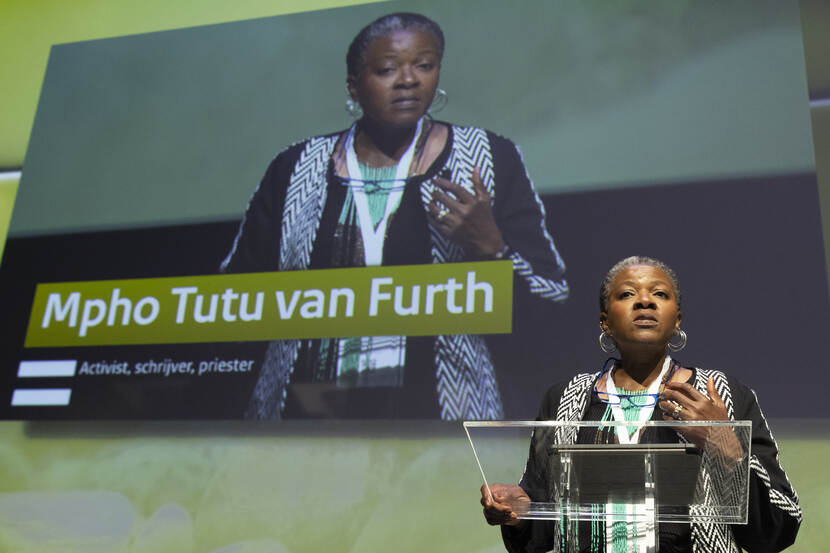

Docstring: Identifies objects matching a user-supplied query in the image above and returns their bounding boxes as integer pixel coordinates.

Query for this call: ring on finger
[671,403,683,419]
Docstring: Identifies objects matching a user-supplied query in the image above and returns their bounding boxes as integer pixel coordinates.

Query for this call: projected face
[600,265,681,353]
[347,29,442,129]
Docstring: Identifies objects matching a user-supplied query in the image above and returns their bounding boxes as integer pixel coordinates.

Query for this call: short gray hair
[599,256,681,312]
[346,13,445,78]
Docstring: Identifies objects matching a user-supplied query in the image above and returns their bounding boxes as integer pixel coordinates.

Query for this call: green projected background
[9,0,814,236]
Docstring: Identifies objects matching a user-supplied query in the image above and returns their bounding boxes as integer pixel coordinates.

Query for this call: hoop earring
[599,332,617,353]
[428,87,447,115]
[667,329,687,352]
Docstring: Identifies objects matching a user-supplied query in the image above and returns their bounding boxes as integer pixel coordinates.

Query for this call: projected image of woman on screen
[222,13,568,420]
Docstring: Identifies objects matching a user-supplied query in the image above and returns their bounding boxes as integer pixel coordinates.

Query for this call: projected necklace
[344,117,424,266]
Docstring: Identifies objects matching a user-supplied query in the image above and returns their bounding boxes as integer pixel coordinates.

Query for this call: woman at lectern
[480,256,801,552]
[221,13,568,420]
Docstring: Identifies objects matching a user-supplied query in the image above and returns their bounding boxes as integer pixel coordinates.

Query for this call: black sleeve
[729,380,801,552]
[220,145,302,274]
[489,133,569,304]
[500,382,567,553]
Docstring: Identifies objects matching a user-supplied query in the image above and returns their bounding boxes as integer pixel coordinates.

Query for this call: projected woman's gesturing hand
[428,166,506,259]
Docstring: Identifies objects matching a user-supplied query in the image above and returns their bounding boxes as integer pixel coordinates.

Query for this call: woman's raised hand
[429,166,507,258]
[659,377,744,461]
[659,378,729,425]
[480,483,530,527]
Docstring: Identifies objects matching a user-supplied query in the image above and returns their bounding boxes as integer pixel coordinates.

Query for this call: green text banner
[25,261,513,347]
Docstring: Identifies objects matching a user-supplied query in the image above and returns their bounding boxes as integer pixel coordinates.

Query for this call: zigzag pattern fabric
[419,125,493,267]
[248,136,339,418]
[554,372,596,443]
[689,369,802,552]
[511,253,569,301]
[280,136,339,271]
[246,339,300,419]
[511,144,569,302]
[747,388,802,519]
[747,387,803,524]
[553,371,601,551]
[423,126,503,420]
[434,334,503,420]
[689,459,738,552]
[689,369,739,553]
[550,371,598,550]
[694,369,734,417]
[750,457,803,522]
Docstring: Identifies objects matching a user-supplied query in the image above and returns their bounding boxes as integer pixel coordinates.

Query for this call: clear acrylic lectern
[464,421,751,553]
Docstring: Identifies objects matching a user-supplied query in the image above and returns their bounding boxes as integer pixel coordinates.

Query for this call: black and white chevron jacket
[502,368,801,552]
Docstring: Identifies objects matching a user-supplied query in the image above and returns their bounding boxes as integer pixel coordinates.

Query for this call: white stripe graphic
[0,170,21,182]
[18,360,77,378]
[11,389,72,406]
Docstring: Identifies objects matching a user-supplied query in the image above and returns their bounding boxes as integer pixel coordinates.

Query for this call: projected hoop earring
[667,329,687,352]
[346,97,362,119]
[599,332,617,354]
[345,86,363,119]
[428,87,448,114]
